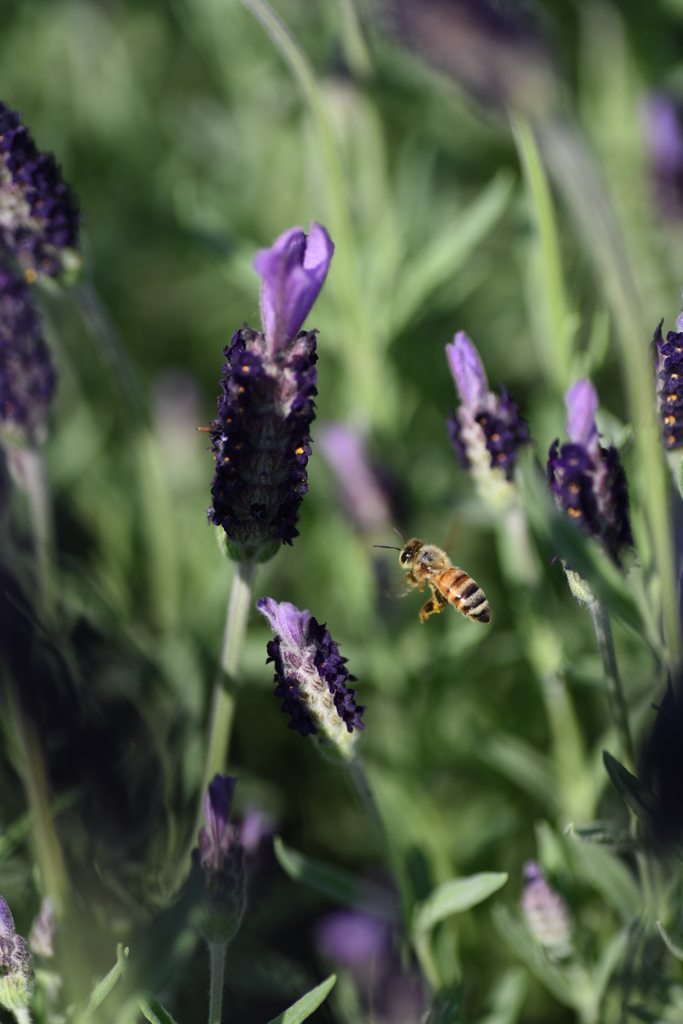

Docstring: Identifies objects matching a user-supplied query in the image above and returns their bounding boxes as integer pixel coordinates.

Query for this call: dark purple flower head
[207,225,333,562]
[520,861,572,957]
[547,379,632,566]
[0,101,80,280]
[446,331,529,506]
[193,774,245,945]
[254,223,333,357]
[0,262,55,443]
[653,312,683,451]
[318,423,390,533]
[0,896,34,1011]
[257,597,365,759]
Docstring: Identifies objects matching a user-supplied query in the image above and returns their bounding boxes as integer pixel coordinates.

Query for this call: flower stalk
[208,942,226,1024]
[588,597,635,771]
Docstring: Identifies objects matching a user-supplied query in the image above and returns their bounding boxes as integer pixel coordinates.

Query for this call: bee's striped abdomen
[436,567,491,624]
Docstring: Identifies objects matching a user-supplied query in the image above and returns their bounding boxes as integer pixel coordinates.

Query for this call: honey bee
[376,535,491,625]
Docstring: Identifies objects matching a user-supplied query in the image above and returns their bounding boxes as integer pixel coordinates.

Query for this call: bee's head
[400,539,423,565]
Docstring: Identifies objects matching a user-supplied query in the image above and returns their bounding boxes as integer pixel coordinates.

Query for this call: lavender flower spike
[652,302,683,451]
[0,896,34,1011]
[207,224,333,561]
[257,597,365,760]
[521,862,572,958]
[0,261,56,445]
[318,423,390,533]
[547,379,632,566]
[446,331,529,508]
[193,774,246,944]
[0,101,80,281]
[254,223,334,358]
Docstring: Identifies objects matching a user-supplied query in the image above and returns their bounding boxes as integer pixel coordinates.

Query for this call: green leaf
[565,821,638,853]
[266,974,337,1024]
[413,873,508,934]
[592,929,628,1004]
[392,170,514,333]
[139,997,178,1024]
[475,968,527,1024]
[656,920,683,961]
[425,981,463,1024]
[273,837,397,919]
[82,944,129,1020]
[602,751,659,832]
[566,838,640,924]
[479,733,558,811]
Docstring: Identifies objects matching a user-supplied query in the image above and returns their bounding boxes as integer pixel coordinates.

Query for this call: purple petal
[446,331,488,408]
[256,597,310,647]
[565,380,598,446]
[315,910,389,966]
[253,222,334,355]
[239,806,277,853]
[318,423,389,532]
[0,897,14,938]
[522,860,543,883]
[204,775,237,845]
[643,94,683,175]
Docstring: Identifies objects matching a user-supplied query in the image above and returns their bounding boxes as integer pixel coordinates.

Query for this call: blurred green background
[3,0,683,1021]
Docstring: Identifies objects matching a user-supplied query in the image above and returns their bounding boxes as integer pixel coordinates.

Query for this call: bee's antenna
[393,527,407,542]
[374,545,401,551]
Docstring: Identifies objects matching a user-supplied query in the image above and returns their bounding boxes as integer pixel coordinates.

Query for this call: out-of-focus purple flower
[318,423,390,533]
[0,896,34,1011]
[642,94,683,220]
[254,223,334,358]
[239,805,277,855]
[384,0,555,116]
[446,331,529,506]
[193,774,245,944]
[257,597,364,758]
[521,861,572,958]
[653,311,683,451]
[0,101,80,280]
[28,897,55,958]
[547,379,632,565]
[207,224,333,562]
[316,910,389,972]
[0,261,55,444]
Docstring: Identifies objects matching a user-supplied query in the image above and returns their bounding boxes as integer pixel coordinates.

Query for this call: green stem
[5,444,56,623]
[13,1007,31,1024]
[208,942,226,1024]
[588,597,635,771]
[184,562,255,880]
[346,756,388,854]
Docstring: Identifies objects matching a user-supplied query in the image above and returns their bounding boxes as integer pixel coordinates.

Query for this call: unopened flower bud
[521,861,572,958]
[0,101,80,281]
[318,423,391,533]
[0,896,34,1012]
[446,331,529,509]
[257,597,365,761]
[547,380,632,566]
[29,897,54,958]
[193,775,246,945]
[207,223,333,562]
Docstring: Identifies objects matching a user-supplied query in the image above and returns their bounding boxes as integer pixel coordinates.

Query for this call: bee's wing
[443,514,460,557]
[383,581,415,600]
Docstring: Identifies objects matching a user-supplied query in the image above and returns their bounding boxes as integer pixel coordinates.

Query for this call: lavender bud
[0,261,55,444]
[0,101,80,281]
[641,95,683,220]
[653,312,683,451]
[315,910,389,970]
[257,597,365,761]
[193,775,246,945]
[547,379,632,565]
[446,331,529,508]
[28,897,54,958]
[318,423,391,533]
[520,861,572,958]
[0,896,34,1011]
[207,223,333,562]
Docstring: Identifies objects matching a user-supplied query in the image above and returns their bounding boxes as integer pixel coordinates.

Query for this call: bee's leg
[419,598,442,622]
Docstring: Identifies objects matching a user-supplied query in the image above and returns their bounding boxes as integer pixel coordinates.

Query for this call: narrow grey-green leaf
[602,752,658,831]
[413,873,508,934]
[274,837,397,920]
[82,944,129,1020]
[139,997,178,1024]
[266,974,337,1024]
[656,921,683,961]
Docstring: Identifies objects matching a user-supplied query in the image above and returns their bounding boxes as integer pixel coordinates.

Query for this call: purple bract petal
[254,222,334,356]
[204,774,237,848]
[565,379,598,447]
[0,898,14,939]
[315,910,389,967]
[446,331,488,409]
[256,597,310,648]
[318,423,390,532]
